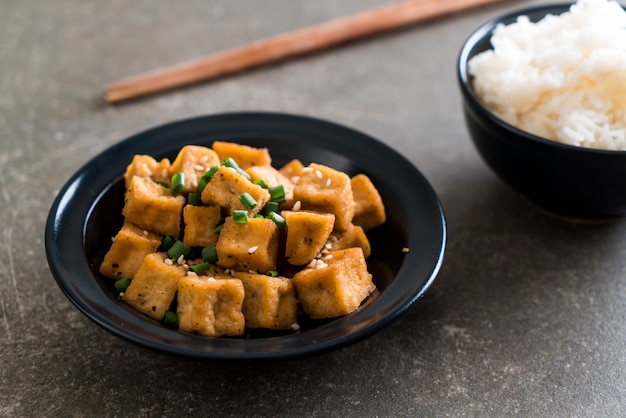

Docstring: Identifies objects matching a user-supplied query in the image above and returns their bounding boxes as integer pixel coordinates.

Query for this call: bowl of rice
[457,0,626,222]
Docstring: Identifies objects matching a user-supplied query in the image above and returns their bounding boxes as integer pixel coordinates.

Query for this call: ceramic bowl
[457,3,626,222]
[45,112,446,361]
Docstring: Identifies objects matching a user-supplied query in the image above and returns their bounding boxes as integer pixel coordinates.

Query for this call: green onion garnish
[114,277,131,292]
[269,184,286,203]
[167,240,192,260]
[254,179,268,189]
[214,223,224,235]
[159,235,177,252]
[154,180,169,188]
[190,262,211,274]
[239,192,257,210]
[266,270,279,277]
[171,171,185,195]
[197,165,219,192]
[163,311,179,328]
[202,245,218,263]
[265,201,280,215]
[222,157,239,169]
[233,210,249,224]
[267,211,286,230]
[187,192,202,206]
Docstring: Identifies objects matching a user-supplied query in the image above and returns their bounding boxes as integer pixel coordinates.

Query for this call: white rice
[468,0,626,150]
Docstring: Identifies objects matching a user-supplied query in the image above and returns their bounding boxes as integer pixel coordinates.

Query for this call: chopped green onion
[266,270,279,277]
[254,179,269,189]
[163,311,179,328]
[254,214,265,219]
[202,245,218,263]
[190,262,211,274]
[233,210,249,224]
[187,192,202,206]
[214,223,224,235]
[159,235,177,252]
[222,157,239,169]
[239,192,257,210]
[167,240,192,260]
[269,184,286,203]
[114,277,131,292]
[267,211,286,230]
[154,180,169,188]
[171,171,185,195]
[265,201,280,215]
[197,165,219,192]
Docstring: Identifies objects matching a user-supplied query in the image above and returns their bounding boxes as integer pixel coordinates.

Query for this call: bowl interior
[46,112,446,360]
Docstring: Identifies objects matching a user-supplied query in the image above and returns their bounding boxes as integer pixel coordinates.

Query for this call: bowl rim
[457,2,626,156]
[44,111,447,361]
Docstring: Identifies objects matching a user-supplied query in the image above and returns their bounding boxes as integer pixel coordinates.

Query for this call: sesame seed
[248,245,258,254]
[292,200,301,211]
[177,255,185,265]
[187,271,197,277]
[315,170,323,179]
[194,164,205,171]
[315,261,328,269]
[143,230,149,236]
[325,178,331,187]
[307,259,317,269]
[291,323,301,331]
[323,254,333,261]
[291,176,300,184]
[208,277,216,282]
[249,270,257,274]
[402,247,410,253]
[164,258,173,265]
[303,167,313,173]
[199,155,209,164]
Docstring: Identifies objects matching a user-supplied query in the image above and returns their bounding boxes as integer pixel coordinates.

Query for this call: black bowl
[45,112,446,361]
[457,3,626,222]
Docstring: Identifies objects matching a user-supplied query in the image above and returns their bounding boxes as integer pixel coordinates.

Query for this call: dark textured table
[2,0,625,416]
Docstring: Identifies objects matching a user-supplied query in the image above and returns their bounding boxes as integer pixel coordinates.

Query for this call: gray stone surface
[1,0,625,416]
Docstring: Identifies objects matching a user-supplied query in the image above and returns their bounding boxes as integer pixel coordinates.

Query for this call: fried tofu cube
[234,272,297,330]
[169,145,221,194]
[279,159,305,181]
[99,221,162,280]
[351,174,386,231]
[176,275,245,337]
[122,252,185,321]
[245,164,295,205]
[216,216,281,273]
[182,204,221,247]
[201,166,270,216]
[124,154,171,188]
[282,210,335,265]
[293,163,354,231]
[328,223,371,258]
[212,141,271,169]
[122,176,186,237]
[292,247,375,319]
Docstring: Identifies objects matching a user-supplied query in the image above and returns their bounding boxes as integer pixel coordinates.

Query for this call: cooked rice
[468,0,626,150]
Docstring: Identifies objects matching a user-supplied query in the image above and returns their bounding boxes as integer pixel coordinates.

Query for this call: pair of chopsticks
[105,0,510,103]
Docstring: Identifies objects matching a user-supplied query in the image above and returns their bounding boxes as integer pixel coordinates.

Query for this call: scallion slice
[163,311,179,328]
[265,201,280,215]
[214,223,224,235]
[239,192,257,210]
[167,240,192,260]
[267,211,286,230]
[254,179,269,189]
[187,192,202,206]
[266,270,279,277]
[197,165,219,192]
[159,235,177,252]
[171,171,185,195]
[269,184,286,203]
[233,210,249,223]
[114,277,131,292]
[202,245,218,263]
[222,157,239,169]
[154,180,169,188]
[190,262,211,274]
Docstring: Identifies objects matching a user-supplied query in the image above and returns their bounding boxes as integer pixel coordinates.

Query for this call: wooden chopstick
[105,0,511,103]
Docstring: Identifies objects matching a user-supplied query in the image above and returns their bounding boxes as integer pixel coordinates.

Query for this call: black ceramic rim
[44,112,446,361]
[457,2,626,156]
